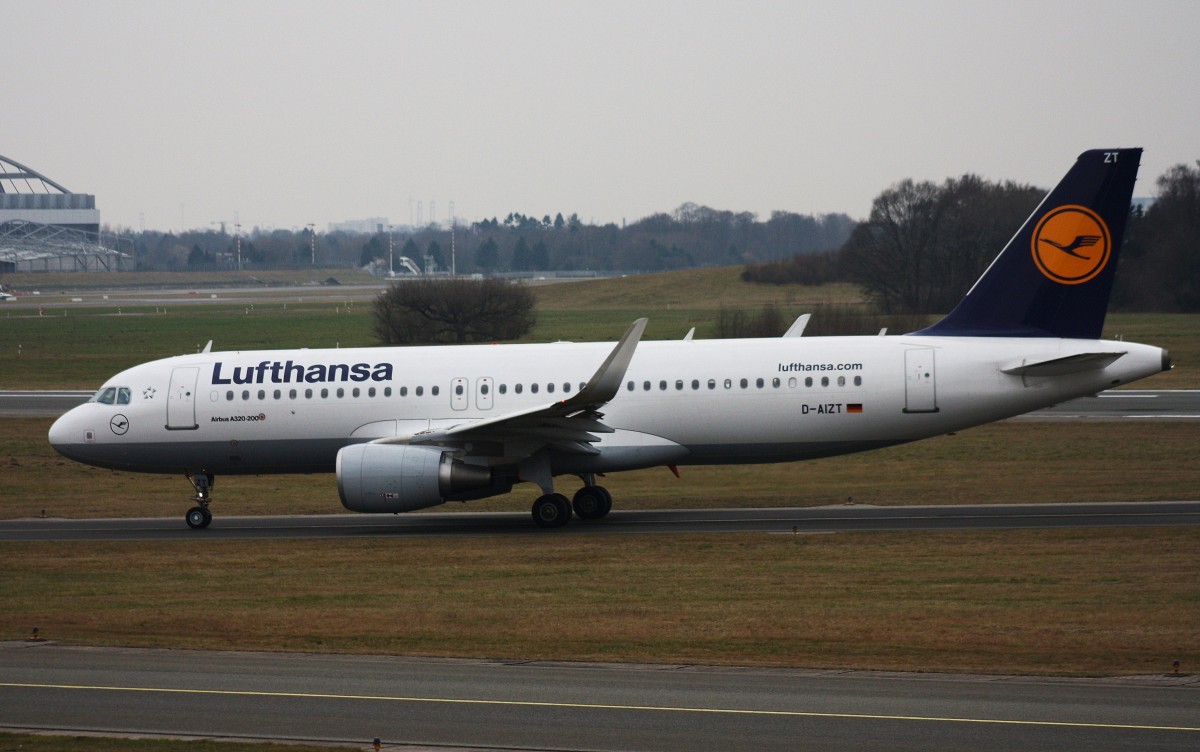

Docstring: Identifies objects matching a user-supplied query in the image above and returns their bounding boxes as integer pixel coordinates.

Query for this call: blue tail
[915,148,1142,339]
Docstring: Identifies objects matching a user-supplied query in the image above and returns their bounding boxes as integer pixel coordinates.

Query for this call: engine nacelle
[336,443,494,513]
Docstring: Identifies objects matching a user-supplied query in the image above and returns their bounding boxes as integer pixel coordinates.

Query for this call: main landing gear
[531,477,614,529]
[185,472,214,529]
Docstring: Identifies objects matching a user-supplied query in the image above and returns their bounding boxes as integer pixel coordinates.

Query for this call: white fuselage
[49,334,1167,479]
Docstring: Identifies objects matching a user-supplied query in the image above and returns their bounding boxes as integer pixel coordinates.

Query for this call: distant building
[0,154,126,272]
[0,154,100,233]
[327,218,389,234]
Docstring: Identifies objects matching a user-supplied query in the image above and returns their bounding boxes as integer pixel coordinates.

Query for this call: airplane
[0,290,16,301]
[49,148,1171,529]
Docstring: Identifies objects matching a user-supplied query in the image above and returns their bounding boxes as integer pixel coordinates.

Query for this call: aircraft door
[476,377,494,410]
[167,366,200,429]
[903,348,939,413]
[451,377,469,411]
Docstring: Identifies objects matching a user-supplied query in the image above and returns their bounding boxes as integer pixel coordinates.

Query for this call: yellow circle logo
[1031,205,1111,285]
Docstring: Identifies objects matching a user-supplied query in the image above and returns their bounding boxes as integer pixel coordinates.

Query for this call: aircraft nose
[48,408,85,458]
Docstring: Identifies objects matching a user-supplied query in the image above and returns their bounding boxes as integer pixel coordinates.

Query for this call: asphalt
[1,643,1196,751]
[1,502,1197,542]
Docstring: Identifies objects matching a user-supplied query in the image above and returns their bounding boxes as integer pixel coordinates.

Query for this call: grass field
[1,267,1195,388]
[3,529,1196,676]
[0,735,340,752]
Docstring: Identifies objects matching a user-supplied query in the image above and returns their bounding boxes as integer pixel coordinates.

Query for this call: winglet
[783,314,811,338]
[563,318,648,407]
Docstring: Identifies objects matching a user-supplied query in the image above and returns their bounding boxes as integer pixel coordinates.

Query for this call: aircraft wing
[372,318,648,456]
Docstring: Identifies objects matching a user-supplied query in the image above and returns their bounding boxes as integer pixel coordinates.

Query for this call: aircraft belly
[50,438,344,475]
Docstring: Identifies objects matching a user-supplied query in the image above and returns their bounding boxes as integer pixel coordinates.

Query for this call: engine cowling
[336,443,494,513]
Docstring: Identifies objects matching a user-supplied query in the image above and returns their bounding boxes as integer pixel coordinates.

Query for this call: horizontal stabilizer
[1000,351,1124,377]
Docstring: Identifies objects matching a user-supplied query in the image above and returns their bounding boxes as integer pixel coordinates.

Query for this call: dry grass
[0,735,346,752]
[3,418,1197,520]
[3,529,1196,676]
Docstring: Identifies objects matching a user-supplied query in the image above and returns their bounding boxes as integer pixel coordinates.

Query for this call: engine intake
[336,443,494,513]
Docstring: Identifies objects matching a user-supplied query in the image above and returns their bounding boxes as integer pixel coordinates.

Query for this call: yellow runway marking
[2,682,1197,732]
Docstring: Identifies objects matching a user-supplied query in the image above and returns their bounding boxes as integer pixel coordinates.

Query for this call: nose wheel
[185,472,214,529]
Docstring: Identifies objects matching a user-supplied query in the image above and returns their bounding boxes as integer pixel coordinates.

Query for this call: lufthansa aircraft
[50,149,1170,529]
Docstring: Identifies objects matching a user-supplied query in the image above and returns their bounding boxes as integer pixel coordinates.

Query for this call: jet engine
[336,443,494,513]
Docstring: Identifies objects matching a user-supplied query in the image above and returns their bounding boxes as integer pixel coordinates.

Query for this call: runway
[3,389,1197,419]
[1,643,1195,751]
[2,502,1198,542]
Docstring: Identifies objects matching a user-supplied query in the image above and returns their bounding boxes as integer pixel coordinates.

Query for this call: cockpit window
[90,386,131,406]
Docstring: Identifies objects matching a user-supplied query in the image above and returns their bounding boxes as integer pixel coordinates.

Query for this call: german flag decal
[847,403,863,413]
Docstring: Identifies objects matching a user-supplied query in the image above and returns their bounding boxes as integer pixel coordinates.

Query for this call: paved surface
[1,643,1195,751]
[2,502,1198,542]
[3,389,1197,419]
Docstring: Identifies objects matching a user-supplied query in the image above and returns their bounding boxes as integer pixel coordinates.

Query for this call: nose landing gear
[185,472,214,529]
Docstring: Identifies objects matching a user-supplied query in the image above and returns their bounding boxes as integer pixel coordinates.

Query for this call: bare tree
[373,278,536,345]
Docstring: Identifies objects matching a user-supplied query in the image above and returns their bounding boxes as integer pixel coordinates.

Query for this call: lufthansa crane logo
[1031,205,1111,285]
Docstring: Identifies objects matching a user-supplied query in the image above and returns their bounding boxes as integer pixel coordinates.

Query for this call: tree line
[743,159,1200,313]
[115,204,855,275]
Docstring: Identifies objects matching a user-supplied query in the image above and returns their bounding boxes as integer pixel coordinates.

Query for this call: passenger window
[274,389,282,400]
[547,383,555,393]
[305,388,313,399]
[258,390,266,400]
[643,381,651,391]
[531,383,539,394]
[416,386,424,397]
[455,384,464,396]
[659,380,667,391]
[321,388,329,398]
[837,376,846,387]
[627,381,635,391]
[740,378,748,389]
[821,377,829,387]
[431,386,440,396]
[516,384,523,394]
[854,375,862,386]
[805,377,813,387]
[675,380,684,391]
[772,378,780,388]
[400,386,408,397]
[562,382,571,393]
[724,379,732,389]
[290,389,298,399]
[481,384,490,395]
[336,388,345,398]
[788,377,797,388]
[499,384,507,395]
[384,387,393,397]
[692,379,700,390]
[226,391,234,401]
[708,379,716,390]
[367,387,375,397]
[755,378,764,388]
[242,390,250,400]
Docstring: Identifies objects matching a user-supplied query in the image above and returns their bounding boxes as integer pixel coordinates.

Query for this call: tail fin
[915,148,1141,339]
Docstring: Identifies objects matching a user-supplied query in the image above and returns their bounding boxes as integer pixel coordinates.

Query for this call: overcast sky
[7,0,1198,233]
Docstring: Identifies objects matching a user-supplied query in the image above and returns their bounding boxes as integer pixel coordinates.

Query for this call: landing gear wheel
[573,485,613,520]
[185,506,211,529]
[532,493,572,528]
